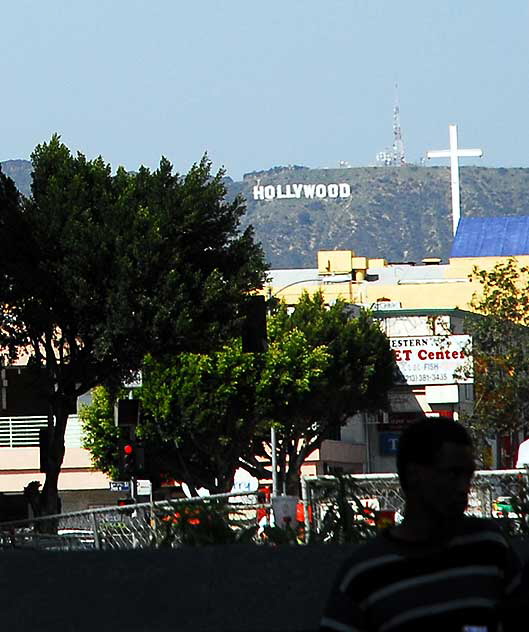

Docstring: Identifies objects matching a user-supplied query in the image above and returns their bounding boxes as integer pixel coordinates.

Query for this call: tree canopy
[82,291,395,496]
[0,135,267,515]
[256,292,395,494]
[139,345,265,494]
[82,345,265,496]
[465,258,529,459]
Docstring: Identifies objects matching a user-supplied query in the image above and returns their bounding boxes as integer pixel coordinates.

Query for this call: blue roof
[450,216,529,257]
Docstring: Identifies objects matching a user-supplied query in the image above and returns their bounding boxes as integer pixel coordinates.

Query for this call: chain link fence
[0,490,268,551]
[303,469,529,540]
[1,470,527,550]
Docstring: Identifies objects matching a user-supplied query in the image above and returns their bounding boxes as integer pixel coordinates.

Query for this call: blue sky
[1,1,528,180]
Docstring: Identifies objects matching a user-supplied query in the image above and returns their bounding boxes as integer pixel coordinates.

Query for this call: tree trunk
[39,396,73,527]
[284,438,320,498]
[285,472,300,497]
[285,448,304,497]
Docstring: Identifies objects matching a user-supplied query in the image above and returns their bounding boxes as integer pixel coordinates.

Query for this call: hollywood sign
[253,182,351,201]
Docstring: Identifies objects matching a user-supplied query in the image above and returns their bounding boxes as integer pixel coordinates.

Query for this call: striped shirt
[320,517,523,632]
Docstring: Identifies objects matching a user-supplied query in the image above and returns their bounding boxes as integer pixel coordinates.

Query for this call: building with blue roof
[451,216,529,258]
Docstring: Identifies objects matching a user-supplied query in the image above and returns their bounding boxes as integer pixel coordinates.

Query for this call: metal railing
[302,469,529,540]
[0,490,267,551]
[0,470,526,551]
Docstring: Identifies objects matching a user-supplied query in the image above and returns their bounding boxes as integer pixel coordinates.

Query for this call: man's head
[397,419,475,520]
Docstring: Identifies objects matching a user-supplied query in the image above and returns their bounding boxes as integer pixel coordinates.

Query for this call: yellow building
[266,216,529,473]
[265,217,529,310]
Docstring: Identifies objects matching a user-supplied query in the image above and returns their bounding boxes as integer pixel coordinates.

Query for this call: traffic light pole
[271,426,278,497]
[130,475,137,502]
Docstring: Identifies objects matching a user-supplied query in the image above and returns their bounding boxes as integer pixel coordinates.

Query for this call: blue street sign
[109,481,131,492]
[379,432,400,456]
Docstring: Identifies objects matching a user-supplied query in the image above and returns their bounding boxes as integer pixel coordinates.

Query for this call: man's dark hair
[396,419,473,491]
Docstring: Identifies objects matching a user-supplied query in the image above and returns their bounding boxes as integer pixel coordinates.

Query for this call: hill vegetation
[4,159,529,268]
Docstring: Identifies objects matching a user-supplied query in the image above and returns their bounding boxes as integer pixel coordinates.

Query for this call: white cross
[427,124,483,236]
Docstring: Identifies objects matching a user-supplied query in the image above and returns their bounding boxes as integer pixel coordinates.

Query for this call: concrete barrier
[0,541,526,631]
[0,544,357,632]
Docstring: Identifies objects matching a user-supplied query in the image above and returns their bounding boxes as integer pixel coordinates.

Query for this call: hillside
[1,160,32,198]
[233,165,529,268]
[4,159,529,269]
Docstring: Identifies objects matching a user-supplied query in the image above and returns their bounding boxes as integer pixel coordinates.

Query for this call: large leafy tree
[464,258,529,458]
[254,292,395,494]
[138,345,264,495]
[82,291,394,497]
[81,333,328,495]
[0,136,266,516]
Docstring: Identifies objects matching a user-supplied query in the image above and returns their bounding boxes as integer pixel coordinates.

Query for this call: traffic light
[117,497,135,515]
[118,440,145,477]
[117,498,134,507]
[115,399,140,427]
[123,442,135,475]
[241,295,268,353]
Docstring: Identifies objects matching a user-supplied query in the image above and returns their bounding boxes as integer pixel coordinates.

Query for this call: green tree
[81,331,329,496]
[254,292,395,494]
[79,386,121,482]
[0,135,266,517]
[81,375,261,496]
[81,292,394,498]
[465,258,529,458]
[138,344,264,495]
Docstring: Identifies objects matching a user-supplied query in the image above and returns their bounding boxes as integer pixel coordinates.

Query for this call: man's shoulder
[336,518,508,568]
[331,534,406,593]
[460,515,502,531]
[446,515,510,551]
[337,533,401,569]
[451,515,506,539]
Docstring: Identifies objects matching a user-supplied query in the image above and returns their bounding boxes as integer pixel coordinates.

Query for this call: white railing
[0,415,83,448]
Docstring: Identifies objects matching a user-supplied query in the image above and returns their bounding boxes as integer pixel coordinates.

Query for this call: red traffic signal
[118,440,145,476]
[122,443,136,474]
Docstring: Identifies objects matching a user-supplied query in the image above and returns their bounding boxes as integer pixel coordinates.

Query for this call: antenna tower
[392,84,405,166]
[375,84,406,166]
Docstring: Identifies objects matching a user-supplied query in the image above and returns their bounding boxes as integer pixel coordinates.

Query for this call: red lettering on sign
[394,349,413,361]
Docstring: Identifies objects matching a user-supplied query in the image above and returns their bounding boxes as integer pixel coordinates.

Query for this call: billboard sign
[390,335,472,385]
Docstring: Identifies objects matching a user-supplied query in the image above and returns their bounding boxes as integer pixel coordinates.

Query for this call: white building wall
[340,413,366,444]
[0,415,110,496]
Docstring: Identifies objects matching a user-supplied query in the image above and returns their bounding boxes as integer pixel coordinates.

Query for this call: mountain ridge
[4,159,529,269]
[234,164,529,267]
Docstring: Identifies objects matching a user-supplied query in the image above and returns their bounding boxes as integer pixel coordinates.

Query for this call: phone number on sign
[401,373,449,383]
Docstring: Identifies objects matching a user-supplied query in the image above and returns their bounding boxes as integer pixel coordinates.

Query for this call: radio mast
[392,84,405,166]
[376,84,406,166]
